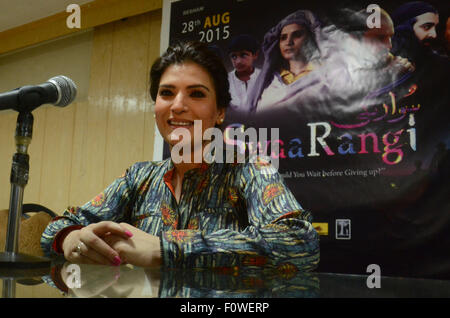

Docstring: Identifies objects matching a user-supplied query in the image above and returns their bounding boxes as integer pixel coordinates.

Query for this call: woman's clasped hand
[62,221,161,267]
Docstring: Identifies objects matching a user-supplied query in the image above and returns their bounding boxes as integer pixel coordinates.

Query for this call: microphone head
[47,75,77,106]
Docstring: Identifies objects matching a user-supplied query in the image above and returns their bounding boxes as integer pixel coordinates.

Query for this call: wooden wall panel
[103,12,160,186]
[0,111,17,207]
[0,10,161,215]
[0,30,93,211]
[0,0,162,55]
[103,15,150,185]
[143,11,162,162]
[68,24,114,206]
[38,105,76,212]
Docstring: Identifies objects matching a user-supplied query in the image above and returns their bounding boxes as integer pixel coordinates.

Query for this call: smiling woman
[154,62,224,151]
[40,41,319,272]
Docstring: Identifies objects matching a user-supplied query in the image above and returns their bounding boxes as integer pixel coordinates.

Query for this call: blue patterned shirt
[41,157,319,272]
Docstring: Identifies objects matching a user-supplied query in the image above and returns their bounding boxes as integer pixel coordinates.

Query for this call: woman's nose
[170,92,187,113]
[287,36,294,45]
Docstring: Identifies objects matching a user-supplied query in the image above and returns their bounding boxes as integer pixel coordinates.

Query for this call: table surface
[1,260,450,298]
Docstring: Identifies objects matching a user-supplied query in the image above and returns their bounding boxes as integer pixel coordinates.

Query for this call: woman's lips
[167,119,195,133]
[167,119,195,143]
[167,119,194,127]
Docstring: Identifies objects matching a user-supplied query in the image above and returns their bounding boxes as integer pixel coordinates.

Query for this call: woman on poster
[247,9,324,114]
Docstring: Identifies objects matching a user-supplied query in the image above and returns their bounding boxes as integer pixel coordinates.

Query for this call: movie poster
[161,0,450,279]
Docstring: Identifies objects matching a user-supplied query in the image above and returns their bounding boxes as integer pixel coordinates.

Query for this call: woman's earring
[217,118,224,125]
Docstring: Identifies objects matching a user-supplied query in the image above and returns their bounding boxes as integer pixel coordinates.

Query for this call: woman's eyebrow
[187,84,210,91]
[158,84,175,88]
[158,84,210,91]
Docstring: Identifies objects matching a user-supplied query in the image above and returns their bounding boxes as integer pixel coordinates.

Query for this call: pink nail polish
[113,256,122,266]
[125,230,133,238]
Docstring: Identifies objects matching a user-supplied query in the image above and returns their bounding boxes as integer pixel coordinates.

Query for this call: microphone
[0,75,77,112]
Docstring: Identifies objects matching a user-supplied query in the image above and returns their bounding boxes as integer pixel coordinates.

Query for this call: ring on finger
[75,241,85,255]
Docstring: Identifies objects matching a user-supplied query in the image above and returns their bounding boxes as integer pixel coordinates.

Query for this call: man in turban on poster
[391,1,442,65]
[392,1,449,76]
[390,1,449,148]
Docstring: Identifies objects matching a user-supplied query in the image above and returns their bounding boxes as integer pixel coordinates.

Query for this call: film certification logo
[335,219,351,240]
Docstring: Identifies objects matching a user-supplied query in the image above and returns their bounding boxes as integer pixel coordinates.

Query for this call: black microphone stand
[0,88,52,296]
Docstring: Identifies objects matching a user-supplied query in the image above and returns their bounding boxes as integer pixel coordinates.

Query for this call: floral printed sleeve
[40,163,146,257]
